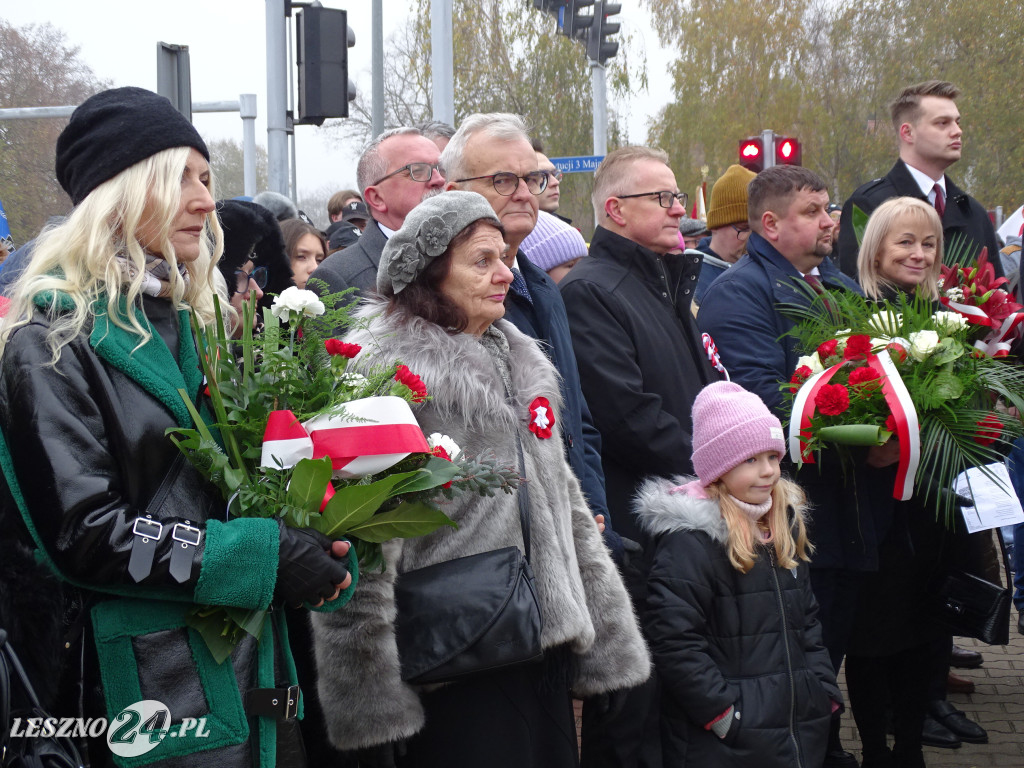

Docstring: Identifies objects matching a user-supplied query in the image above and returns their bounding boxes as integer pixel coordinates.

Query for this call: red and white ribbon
[260,396,429,479]
[788,350,920,501]
[702,333,730,379]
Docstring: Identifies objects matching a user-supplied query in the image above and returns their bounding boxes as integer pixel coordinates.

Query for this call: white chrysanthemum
[931,310,968,334]
[271,287,326,320]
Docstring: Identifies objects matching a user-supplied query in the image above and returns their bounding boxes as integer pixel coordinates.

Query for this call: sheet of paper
[953,463,1024,533]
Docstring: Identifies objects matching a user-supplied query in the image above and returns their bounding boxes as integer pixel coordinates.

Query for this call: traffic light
[587,1,620,63]
[296,6,356,125]
[738,137,765,172]
[533,0,565,11]
[561,0,595,42]
[775,136,802,166]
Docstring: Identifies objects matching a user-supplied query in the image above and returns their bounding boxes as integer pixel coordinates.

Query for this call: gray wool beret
[377,190,502,294]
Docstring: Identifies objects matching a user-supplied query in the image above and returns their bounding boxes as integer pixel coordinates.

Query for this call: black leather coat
[0,295,295,768]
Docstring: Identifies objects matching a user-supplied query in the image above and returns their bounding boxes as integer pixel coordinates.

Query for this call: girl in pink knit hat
[635,380,841,768]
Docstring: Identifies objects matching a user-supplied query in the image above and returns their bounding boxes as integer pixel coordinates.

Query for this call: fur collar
[633,475,730,543]
[347,298,563,434]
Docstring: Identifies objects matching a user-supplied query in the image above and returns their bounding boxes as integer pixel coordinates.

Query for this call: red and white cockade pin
[528,396,554,439]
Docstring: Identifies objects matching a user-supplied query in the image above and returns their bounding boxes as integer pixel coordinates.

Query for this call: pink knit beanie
[519,210,588,271]
[691,381,786,487]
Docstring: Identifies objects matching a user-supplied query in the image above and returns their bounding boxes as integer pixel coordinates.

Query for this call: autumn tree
[0,20,107,245]
[642,0,1024,214]
[324,0,646,230]
[207,138,269,201]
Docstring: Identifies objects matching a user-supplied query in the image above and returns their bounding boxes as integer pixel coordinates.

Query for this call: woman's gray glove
[274,523,349,606]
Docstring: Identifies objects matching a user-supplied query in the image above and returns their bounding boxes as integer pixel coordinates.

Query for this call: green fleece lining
[90,598,248,767]
[194,518,279,609]
[90,299,199,429]
[257,613,276,766]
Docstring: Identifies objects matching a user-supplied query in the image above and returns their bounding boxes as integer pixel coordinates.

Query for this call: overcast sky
[4,1,669,198]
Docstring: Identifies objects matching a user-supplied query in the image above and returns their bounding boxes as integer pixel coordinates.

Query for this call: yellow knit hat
[706,164,756,230]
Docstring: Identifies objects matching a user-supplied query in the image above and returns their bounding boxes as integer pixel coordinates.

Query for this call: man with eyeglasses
[441,111,620,555]
[309,126,445,300]
[559,145,723,768]
[694,164,757,306]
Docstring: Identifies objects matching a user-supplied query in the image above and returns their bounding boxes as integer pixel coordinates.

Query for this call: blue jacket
[698,233,894,571]
[697,233,861,419]
[503,252,620,557]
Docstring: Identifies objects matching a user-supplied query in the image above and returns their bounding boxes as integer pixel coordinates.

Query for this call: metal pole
[430,0,454,124]
[287,16,297,200]
[761,128,776,170]
[266,0,289,194]
[590,60,606,156]
[240,94,258,197]
[372,0,385,137]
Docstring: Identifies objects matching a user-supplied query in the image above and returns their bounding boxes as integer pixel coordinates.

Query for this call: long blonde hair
[0,146,223,362]
[706,477,813,573]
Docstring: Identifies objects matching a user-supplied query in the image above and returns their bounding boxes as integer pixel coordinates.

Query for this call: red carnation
[325,339,362,358]
[791,365,813,384]
[431,445,451,461]
[843,334,873,361]
[885,413,898,433]
[974,414,1002,446]
[817,339,839,360]
[847,366,882,391]
[814,383,850,416]
[394,364,428,403]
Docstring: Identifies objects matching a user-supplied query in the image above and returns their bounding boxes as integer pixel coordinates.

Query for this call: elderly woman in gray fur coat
[310,190,650,767]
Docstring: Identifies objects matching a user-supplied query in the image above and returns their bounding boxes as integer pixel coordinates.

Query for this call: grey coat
[311,300,651,750]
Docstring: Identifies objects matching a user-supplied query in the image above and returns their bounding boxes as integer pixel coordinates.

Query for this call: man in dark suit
[837,80,1001,278]
[309,127,445,299]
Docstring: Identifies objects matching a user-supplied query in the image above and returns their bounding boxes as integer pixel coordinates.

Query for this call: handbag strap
[513,428,531,563]
[500,376,532,563]
[0,628,44,712]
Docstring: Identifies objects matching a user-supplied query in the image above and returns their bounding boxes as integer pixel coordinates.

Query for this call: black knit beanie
[56,86,210,205]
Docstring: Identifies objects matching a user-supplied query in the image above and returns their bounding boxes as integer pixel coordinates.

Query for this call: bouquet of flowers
[168,286,518,661]
[783,287,1024,520]
[938,247,1024,357]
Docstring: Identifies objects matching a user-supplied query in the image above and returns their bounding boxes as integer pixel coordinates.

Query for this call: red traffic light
[738,137,764,172]
[775,136,802,166]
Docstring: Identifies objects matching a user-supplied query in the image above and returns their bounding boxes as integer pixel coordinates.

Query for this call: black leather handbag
[0,629,84,768]
[394,431,543,685]
[930,570,1011,646]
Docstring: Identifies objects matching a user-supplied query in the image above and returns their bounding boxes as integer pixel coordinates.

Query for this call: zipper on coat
[768,547,804,768]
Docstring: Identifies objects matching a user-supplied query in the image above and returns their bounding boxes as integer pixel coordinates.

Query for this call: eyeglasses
[372,162,441,186]
[731,223,751,238]
[545,169,563,183]
[617,191,689,210]
[455,171,549,196]
[234,266,268,295]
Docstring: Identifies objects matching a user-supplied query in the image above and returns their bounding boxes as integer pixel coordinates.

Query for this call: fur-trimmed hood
[634,475,730,543]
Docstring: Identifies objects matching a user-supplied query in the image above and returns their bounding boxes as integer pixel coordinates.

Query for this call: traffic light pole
[591,60,606,156]
[431,0,455,125]
[761,128,775,170]
[371,0,384,137]
[266,0,289,195]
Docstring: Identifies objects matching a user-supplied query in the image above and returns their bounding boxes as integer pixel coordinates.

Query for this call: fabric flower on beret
[388,242,427,294]
[416,212,459,258]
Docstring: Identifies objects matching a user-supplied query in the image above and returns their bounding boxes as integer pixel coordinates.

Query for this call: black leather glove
[275,524,348,606]
[350,740,407,767]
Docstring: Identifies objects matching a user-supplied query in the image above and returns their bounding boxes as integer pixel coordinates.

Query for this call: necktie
[932,183,945,217]
[803,273,826,294]
[803,273,833,311]
[510,267,533,305]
